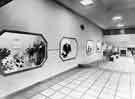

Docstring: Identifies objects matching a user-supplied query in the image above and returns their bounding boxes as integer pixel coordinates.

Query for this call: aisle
[7,66,135,99]
[99,57,135,73]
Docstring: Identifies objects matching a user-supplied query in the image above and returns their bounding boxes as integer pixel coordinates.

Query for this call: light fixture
[117,23,124,27]
[112,15,123,21]
[80,0,94,6]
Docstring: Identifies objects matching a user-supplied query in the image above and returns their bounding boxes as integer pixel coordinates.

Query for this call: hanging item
[59,37,78,61]
[0,30,47,75]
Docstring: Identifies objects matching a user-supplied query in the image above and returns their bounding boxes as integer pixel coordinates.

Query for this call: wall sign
[86,40,94,55]
[59,37,78,61]
[0,30,47,75]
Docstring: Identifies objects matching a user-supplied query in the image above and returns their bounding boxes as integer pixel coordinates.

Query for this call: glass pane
[59,37,78,61]
[0,30,47,75]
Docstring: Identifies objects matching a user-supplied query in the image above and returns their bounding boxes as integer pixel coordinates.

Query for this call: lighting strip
[117,23,124,27]
[80,0,94,6]
[112,15,123,21]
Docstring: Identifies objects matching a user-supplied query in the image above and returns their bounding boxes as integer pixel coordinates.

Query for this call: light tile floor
[5,61,135,99]
[99,57,135,73]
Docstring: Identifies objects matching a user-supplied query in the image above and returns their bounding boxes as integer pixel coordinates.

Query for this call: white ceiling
[55,0,135,29]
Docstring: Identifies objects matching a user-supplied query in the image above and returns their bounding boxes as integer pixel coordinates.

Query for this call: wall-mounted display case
[59,37,78,61]
[102,42,107,51]
[86,40,94,56]
[0,30,47,75]
[96,41,102,53]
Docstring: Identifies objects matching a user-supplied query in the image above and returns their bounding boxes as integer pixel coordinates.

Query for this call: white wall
[0,0,103,97]
[104,34,135,48]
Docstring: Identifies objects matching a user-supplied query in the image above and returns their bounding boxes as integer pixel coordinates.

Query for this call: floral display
[0,30,47,75]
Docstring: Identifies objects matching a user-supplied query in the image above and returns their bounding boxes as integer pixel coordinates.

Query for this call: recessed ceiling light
[112,15,122,21]
[80,0,94,6]
[117,23,124,27]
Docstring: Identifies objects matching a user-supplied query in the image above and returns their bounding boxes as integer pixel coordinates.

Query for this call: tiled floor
[6,58,135,99]
[99,57,135,73]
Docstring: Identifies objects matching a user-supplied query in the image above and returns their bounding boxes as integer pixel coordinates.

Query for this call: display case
[96,41,102,53]
[59,37,78,61]
[86,40,94,55]
[0,30,47,75]
[102,42,107,51]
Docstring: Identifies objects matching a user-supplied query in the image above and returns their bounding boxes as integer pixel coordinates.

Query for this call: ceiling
[0,0,13,7]
[55,0,135,29]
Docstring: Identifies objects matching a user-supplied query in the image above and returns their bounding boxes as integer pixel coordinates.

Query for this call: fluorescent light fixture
[80,0,94,6]
[117,23,124,27]
[112,15,122,21]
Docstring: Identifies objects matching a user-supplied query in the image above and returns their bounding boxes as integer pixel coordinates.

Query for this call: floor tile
[116,91,130,99]
[68,90,83,98]
[81,94,97,99]
[58,80,70,86]
[30,94,47,99]
[71,80,81,84]
[59,87,72,94]
[101,88,115,95]
[50,92,66,99]
[41,88,55,96]
[99,92,114,99]
[50,84,63,90]
[86,89,99,97]
[64,96,79,99]
[115,96,130,99]
[75,86,88,92]
[65,83,78,89]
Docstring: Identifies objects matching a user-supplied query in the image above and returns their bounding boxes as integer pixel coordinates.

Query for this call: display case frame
[96,40,102,53]
[59,37,78,61]
[0,29,48,75]
[86,40,94,56]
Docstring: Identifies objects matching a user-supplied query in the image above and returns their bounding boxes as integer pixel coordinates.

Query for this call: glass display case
[59,37,78,61]
[86,40,94,55]
[96,41,102,53]
[0,30,47,75]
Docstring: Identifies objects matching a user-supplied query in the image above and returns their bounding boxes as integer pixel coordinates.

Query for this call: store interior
[0,0,135,99]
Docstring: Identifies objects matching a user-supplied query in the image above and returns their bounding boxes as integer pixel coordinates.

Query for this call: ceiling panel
[0,0,13,7]
[55,0,135,29]
[101,0,135,10]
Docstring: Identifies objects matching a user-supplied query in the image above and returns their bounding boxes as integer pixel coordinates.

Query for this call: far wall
[104,34,135,48]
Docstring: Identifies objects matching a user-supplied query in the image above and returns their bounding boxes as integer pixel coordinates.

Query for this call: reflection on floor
[99,57,135,73]
[6,57,135,99]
